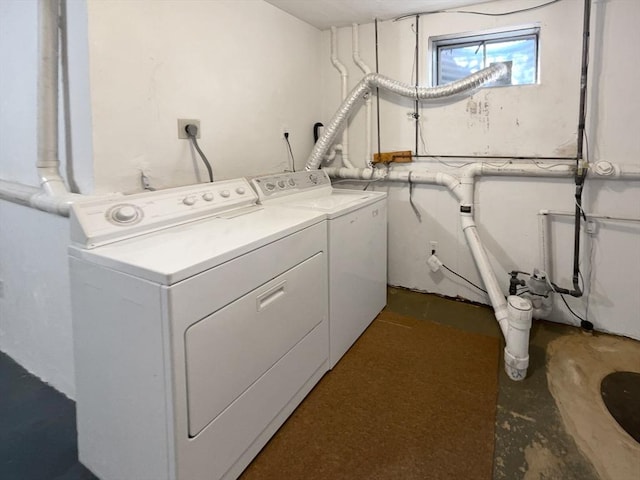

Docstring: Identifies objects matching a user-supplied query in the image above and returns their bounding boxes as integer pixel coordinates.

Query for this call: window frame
[430,24,541,88]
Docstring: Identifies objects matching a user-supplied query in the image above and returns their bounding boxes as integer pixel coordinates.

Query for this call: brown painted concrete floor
[4,286,639,479]
[387,286,640,480]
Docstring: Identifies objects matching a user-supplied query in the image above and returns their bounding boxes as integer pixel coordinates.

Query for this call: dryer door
[184,252,325,437]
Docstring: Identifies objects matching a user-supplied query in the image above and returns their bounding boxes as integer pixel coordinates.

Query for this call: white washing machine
[250,170,387,368]
[68,178,329,480]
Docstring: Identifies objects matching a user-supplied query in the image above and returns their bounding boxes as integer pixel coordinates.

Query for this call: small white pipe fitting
[590,161,640,179]
[324,144,343,162]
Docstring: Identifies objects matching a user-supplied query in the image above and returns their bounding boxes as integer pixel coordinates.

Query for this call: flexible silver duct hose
[305,63,509,171]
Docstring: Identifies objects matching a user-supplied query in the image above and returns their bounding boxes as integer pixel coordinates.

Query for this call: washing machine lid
[69,198,326,285]
[283,190,387,218]
[250,170,387,219]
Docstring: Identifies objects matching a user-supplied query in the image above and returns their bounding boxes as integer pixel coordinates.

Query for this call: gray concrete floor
[5,287,638,479]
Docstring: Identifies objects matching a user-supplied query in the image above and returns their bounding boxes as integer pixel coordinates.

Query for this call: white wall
[0,0,93,398]
[86,0,322,194]
[0,0,322,397]
[320,0,640,339]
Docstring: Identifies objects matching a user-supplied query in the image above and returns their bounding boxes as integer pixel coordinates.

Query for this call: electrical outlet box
[585,220,597,235]
[178,119,200,139]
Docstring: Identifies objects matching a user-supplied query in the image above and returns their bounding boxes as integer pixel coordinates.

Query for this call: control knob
[183,196,197,206]
[288,178,296,186]
[309,174,318,184]
[277,180,286,189]
[265,182,276,191]
[236,187,246,195]
[220,190,230,198]
[202,192,214,202]
[110,204,140,224]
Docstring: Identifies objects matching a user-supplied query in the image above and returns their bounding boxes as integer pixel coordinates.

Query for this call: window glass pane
[433,29,538,87]
[485,37,537,85]
[438,43,484,85]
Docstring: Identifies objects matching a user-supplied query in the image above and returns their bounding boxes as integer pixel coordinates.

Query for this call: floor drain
[600,371,640,444]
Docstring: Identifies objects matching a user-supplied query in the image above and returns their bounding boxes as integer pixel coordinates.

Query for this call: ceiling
[264,0,495,30]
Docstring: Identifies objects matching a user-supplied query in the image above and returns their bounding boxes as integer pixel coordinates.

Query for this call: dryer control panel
[70,178,257,248]
[250,170,331,202]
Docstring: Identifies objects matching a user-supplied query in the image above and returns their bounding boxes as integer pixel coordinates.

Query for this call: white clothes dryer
[68,178,329,480]
[250,170,387,368]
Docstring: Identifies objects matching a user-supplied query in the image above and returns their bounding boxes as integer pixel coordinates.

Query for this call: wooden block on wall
[372,151,413,164]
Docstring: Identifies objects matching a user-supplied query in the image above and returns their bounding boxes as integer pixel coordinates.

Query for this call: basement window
[431,26,539,87]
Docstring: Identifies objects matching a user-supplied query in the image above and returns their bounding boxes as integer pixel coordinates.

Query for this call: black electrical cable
[558,293,586,323]
[551,0,591,299]
[394,0,562,20]
[408,171,421,222]
[284,132,295,172]
[442,264,488,295]
[375,18,381,163]
[313,122,324,143]
[185,124,213,183]
[414,15,420,157]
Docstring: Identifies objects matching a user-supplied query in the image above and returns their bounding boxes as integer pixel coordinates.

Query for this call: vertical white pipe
[352,23,373,167]
[37,0,68,197]
[538,211,552,276]
[330,26,353,168]
[503,296,532,380]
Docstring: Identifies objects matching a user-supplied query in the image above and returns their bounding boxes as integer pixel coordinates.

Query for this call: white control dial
[265,182,276,191]
[309,174,318,184]
[202,192,214,201]
[288,178,296,186]
[277,180,286,189]
[183,196,197,206]
[108,204,142,225]
[220,190,230,198]
[236,187,245,195]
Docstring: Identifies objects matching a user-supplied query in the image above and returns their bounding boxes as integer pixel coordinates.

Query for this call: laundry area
[0,1,639,479]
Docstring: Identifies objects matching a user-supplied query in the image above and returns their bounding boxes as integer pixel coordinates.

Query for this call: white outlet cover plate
[178,119,201,139]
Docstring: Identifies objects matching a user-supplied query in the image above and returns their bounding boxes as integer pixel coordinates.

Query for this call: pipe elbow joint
[30,191,74,217]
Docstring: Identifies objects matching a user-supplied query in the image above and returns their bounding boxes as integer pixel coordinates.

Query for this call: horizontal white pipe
[0,180,40,207]
[324,161,576,182]
[0,179,76,216]
[469,162,574,178]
